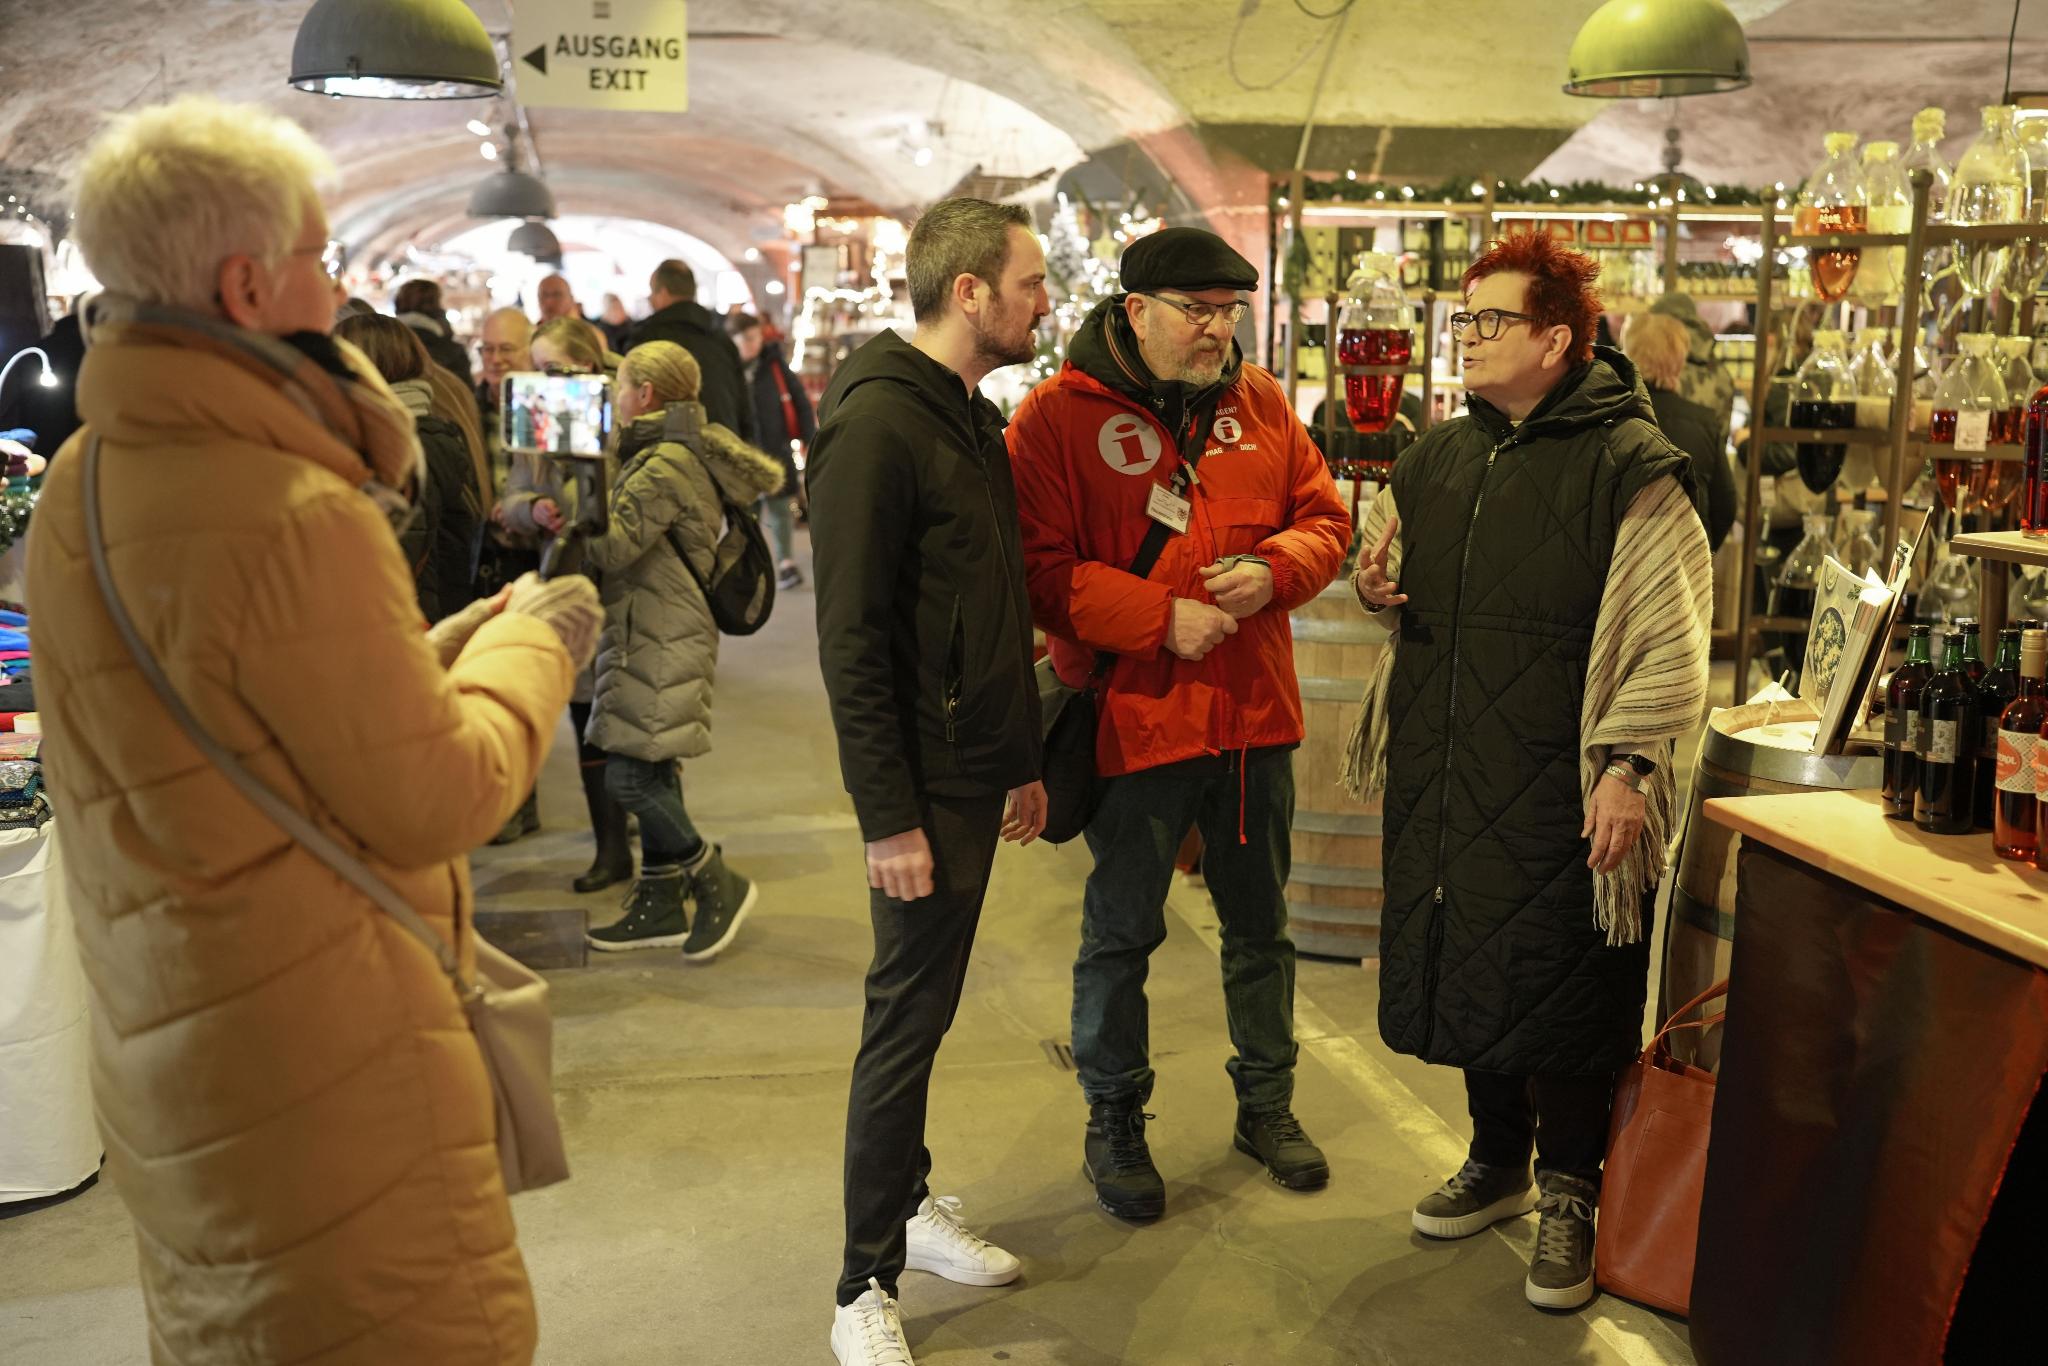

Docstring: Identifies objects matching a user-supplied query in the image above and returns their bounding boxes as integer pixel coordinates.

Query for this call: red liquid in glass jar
[1985,459,2025,513]
[1339,327,1412,434]
[1795,204,1866,301]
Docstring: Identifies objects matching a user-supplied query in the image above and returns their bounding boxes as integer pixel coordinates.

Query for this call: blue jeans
[603,755,704,868]
[1073,747,1299,1111]
[758,493,796,565]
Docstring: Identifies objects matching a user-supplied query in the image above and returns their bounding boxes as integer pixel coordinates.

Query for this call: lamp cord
[2004,0,2022,104]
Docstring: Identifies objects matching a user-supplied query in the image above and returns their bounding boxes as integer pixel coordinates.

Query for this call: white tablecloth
[0,822,99,1202]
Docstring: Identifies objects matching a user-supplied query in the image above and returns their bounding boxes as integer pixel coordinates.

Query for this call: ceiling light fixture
[289,0,503,100]
[1564,0,1751,99]
[507,220,562,261]
[468,168,556,220]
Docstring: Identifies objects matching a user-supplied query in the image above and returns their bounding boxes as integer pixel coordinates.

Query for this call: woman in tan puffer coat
[581,341,784,962]
[26,96,600,1366]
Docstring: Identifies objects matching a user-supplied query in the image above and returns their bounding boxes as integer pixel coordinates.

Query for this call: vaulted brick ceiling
[0,0,2040,272]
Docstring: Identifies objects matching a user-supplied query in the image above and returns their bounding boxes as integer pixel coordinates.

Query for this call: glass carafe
[1790,329,1857,493]
[1857,140,1912,302]
[1902,107,1955,278]
[2007,113,2048,304]
[1796,131,1868,302]
[1930,333,2009,515]
[1946,105,2031,298]
[1998,336,2037,445]
[1772,513,1835,677]
[1335,252,1412,434]
[1850,327,1897,438]
[1836,507,1884,578]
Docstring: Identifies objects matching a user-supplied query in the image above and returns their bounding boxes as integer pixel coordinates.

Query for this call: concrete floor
[0,538,1700,1366]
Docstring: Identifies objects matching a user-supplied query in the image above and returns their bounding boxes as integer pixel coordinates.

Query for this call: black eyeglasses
[1142,292,1249,328]
[1448,308,1537,341]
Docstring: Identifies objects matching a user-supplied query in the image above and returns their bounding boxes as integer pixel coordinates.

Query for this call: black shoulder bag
[1037,404,1213,844]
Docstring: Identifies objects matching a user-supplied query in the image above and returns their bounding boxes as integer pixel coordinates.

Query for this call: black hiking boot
[1083,1099,1166,1222]
[681,844,757,963]
[1233,1103,1330,1191]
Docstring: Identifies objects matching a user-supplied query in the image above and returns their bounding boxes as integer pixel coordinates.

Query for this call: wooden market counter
[1688,789,2047,1366]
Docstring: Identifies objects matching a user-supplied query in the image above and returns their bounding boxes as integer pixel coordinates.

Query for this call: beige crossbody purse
[82,436,570,1195]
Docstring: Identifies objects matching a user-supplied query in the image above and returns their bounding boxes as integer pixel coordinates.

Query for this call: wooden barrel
[1287,581,1384,960]
[1662,702,1882,1067]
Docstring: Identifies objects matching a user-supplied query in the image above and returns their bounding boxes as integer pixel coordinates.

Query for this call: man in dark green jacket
[1354,234,1712,1313]
[810,197,1050,1366]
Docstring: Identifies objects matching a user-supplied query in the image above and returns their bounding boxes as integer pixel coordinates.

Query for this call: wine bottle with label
[1996,629,2048,860]
[1883,624,1936,819]
[1975,626,2022,830]
[1916,627,1979,834]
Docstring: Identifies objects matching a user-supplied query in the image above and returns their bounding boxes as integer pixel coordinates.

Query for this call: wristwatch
[1603,752,1657,791]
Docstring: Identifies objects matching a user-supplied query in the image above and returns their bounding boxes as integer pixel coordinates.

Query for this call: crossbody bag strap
[81,435,478,1001]
[1086,394,1221,683]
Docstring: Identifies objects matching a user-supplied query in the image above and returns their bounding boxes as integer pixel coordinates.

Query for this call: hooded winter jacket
[27,301,574,1364]
[1377,346,1692,1076]
[583,403,784,762]
[1007,299,1350,776]
[810,330,1041,842]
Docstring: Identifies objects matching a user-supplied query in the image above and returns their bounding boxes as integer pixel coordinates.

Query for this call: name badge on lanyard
[1146,481,1192,533]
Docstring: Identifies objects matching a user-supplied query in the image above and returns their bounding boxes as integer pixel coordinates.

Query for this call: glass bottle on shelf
[1915,624,1980,834]
[1945,104,2031,299]
[1929,333,2008,515]
[1902,107,1955,278]
[1976,625,2023,830]
[1995,628,2048,860]
[1335,252,1413,435]
[1795,131,1868,302]
[1855,140,1912,302]
[1849,328,1897,436]
[1835,506,1883,577]
[1884,623,1936,819]
[1789,329,1856,493]
[2006,113,2048,306]
[2025,368,2048,535]
[1771,512,1833,681]
[1996,336,2036,446]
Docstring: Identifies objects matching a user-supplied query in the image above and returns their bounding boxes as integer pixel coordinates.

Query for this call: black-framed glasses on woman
[1447,308,1536,341]
[1142,292,1249,328]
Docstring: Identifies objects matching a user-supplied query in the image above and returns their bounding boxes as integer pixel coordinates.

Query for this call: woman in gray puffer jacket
[582,340,785,962]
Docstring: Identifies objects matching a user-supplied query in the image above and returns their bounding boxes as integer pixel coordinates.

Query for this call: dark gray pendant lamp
[289,0,502,100]
[469,168,557,220]
[508,220,563,262]
[1564,0,1751,98]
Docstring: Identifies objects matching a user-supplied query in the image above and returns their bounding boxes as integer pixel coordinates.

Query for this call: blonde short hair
[1622,312,1691,392]
[72,95,333,312]
[532,315,609,371]
[621,341,702,405]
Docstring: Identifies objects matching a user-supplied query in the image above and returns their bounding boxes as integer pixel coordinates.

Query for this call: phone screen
[502,372,613,457]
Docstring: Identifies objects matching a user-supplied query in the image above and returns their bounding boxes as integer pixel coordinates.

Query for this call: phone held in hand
[502,371,613,458]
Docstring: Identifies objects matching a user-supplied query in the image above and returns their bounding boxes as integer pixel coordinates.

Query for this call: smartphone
[502,371,613,457]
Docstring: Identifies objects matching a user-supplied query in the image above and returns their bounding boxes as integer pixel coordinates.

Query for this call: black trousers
[838,792,1005,1306]
[1463,1069,1619,1185]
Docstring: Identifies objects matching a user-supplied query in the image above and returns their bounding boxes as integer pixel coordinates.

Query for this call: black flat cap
[1120,227,1260,295]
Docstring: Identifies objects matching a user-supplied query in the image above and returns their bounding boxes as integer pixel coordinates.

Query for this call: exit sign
[512,0,689,112]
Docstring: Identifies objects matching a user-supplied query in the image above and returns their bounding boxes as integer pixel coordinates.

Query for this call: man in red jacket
[1009,227,1350,1221]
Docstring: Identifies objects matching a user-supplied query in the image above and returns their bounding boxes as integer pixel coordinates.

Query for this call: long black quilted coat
[1378,347,1691,1077]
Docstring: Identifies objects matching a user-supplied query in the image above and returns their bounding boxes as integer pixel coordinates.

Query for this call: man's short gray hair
[71,95,333,312]
[907,198,1031,324]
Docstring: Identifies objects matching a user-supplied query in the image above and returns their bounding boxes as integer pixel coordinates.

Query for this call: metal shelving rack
[1731,169,2048,698]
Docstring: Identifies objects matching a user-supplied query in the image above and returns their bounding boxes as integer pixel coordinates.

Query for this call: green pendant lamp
[1564,0,1751,99]
[289,0,502,100]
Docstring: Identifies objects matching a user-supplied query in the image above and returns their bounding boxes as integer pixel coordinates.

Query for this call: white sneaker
[904,1194,1022,1287]
[832,1279,915,1365]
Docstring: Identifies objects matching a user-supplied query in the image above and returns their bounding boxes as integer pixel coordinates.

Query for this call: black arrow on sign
[522,44,548,76]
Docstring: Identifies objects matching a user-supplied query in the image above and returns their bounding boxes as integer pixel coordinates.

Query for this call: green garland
[1286,175,1772,208]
